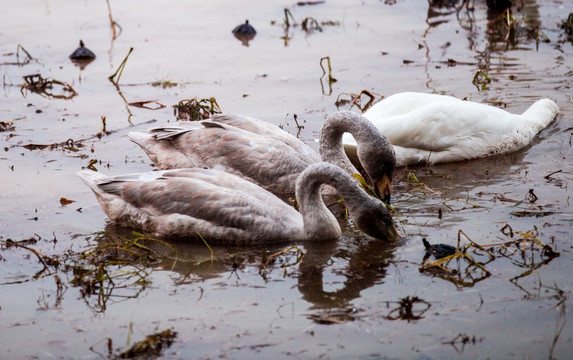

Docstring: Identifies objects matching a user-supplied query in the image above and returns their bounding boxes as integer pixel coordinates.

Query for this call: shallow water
[1,0,573,358]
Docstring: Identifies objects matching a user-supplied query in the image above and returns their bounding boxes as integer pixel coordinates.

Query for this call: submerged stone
[69,40,96,60]
[422,238,456,259]
[232,20,257,36]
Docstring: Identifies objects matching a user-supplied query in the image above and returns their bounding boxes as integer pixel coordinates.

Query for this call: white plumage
[342,92,559,167]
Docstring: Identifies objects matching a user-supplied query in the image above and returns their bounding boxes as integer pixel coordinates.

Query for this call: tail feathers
[148,124,202,140]
[521,99,559,128]
[127,131,153,148]
[77,170,108,194]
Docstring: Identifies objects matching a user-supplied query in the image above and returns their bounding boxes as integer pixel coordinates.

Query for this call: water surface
[1,0,572,358]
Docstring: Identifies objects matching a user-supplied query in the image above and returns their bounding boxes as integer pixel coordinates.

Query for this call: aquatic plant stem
[109,47,134,85]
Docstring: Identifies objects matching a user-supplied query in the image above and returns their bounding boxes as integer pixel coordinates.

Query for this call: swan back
[364,92,459,119]
[78,163,399,243]
[77,169,304,244]
[129,112,396,200]
[129,119,321,198]
[211,114,316,157]
[346,93,559,166]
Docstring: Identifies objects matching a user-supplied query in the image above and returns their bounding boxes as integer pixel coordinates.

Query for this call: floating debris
[105,0,122,40]
[297,1,325,5]
[59,197,75,206]
[173,97,222,121]
[21,73,77,99]
[232,20,256,46]
[443,333,484,354]
[510,210,555,218]
[260,245,305,269]
[420,226,560,288]
[128,100,166,110]
[22,138,85,152]
[301,17,322,33]
[70,232,172,313]
[335,90,379,112]
[319,56,337,95]
[405,172,441,194]
[472,70,491,91]
[18,44,33,65]
[0,121,15,132]
[561,13,573,39]
[150,80,178,88]
[282,8,298,29]
[0,44,35,66]
[308,307,361,325]
[117,329,177,359]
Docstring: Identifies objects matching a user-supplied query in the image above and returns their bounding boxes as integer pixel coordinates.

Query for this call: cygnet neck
[295,162,375,241]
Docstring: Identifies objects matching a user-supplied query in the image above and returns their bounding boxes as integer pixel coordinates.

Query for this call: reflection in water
[296,238,401,309]
[71,58,95,70]
[424,0,545,91]
[83,224,405,316]
[393,149,528,236]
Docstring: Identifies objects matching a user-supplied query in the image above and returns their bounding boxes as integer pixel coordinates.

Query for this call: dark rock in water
[232,20,257,47]
[232,20,256,36]
[69,40,96,60]
[422,238,456,259]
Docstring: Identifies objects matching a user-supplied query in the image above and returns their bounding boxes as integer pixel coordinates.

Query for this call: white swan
[77,163,400,244]
[342,92,559,167]
[128,111,396,202]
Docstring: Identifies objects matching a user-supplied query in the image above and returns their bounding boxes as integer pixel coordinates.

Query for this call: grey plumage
[128,112,396,201]
[77,163,400,244]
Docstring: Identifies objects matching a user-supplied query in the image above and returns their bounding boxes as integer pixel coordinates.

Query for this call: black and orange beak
[375,174,392,204]
[387,221,402,240]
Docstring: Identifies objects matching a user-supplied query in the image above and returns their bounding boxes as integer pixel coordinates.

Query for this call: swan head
[373,173,393,204]
[350,113,396,204]
[350,201,401,241]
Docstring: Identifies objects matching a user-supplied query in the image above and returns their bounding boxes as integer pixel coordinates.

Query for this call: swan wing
[131,120,320,195]
[211,114,316,157]
[365,92,461,118]
[78,169,302,243]
[344,95,556,166]
[371,101,516,151]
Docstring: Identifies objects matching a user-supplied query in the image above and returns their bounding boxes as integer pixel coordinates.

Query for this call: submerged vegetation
[560,12,573,42]
[1,0,571,358]
[21,73,77,99]
[173,97,222,121]
[419,226,559,288]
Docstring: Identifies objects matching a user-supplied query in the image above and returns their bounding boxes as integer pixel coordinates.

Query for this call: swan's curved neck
[319,111,395,188]
[296,163,372,241]
[319,112,364,177]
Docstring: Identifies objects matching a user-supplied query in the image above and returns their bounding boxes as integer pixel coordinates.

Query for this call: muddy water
[1,0,572,358]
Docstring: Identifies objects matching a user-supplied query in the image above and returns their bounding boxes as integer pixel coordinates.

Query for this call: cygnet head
[348,111,396,203]
[351,199,401,241]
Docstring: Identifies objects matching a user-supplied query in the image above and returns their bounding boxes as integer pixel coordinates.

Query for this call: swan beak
[388,221,402,241]
[376,174,392,204]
